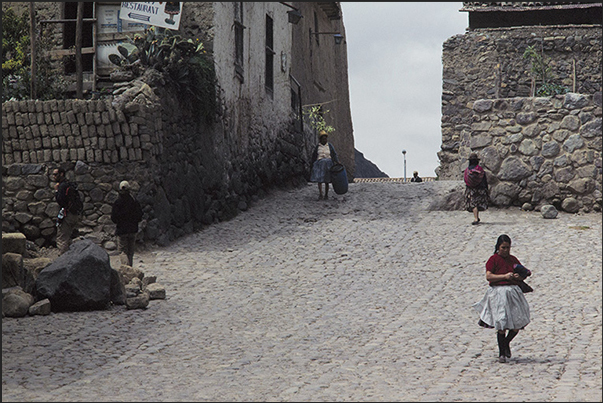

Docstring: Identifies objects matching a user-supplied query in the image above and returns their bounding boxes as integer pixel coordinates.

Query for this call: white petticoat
[473,285,530,330]
[310,158,333,183]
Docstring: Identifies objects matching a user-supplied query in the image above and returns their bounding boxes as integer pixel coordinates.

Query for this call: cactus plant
[108,43,139,67]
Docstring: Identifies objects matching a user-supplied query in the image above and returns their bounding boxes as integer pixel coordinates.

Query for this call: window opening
[265,14,274,95]
[234,2,244,79]
[314,12,319,45]
[63,2,94,73]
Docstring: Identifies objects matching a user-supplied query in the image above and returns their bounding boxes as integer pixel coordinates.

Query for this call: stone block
[29,299,51,315]
[2,293,30,317]
[541,204,558,218]
[146,283,166,300]
[126,290,149,309]
[2,232,27,255]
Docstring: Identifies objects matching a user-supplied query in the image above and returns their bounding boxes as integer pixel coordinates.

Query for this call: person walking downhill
[310,130,339,200]
[473,234,532,363]
[463,152,489,225]
[111,181,143,267]
[53,167,83,255]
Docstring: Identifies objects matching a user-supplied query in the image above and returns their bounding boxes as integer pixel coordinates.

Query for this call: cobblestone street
[3,180,602,402]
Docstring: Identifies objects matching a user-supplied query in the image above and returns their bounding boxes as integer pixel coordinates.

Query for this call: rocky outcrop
[35,239,119,311]
[439,24,602,214]
[2,232,165,317]
[354,149,389,178]
[439,93,602,212]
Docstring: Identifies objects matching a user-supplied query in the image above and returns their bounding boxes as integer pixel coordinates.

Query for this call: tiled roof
[461,2,602,12]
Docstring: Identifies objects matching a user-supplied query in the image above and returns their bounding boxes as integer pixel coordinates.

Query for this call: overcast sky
[341,2,468,178]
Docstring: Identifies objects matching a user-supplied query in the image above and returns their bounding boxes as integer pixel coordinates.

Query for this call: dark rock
[126,290,149,309]
[2,293,30,317]
[561,197,580,213]
[34,239,114,312]
[541,204,558,219]
[28,298,52,316]
[354,149,388,178]
[2,232,27,255]
[110,268,126,305]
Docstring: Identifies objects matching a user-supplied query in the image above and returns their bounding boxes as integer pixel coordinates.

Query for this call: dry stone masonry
[2,71,310,249]
[466,93,600,212]
[439,24,602,213]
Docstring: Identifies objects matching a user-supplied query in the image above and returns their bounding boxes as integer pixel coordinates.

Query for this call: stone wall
[2,87,160,248]
[464,93,601,212]
[2,73,309,249]
[2,2,355,249]
[438,25,602,182]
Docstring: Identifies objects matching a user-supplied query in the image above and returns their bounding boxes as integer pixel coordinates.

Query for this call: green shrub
[109,26,217,121]
[523,45,568,97]
[303,104,335,134]
[2,7,69,101]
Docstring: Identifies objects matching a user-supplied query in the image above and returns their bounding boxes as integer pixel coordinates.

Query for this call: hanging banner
[120,2,182,30]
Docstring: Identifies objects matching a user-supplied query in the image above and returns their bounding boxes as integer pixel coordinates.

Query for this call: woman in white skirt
[310,130,338,200]
[473,234,531,363]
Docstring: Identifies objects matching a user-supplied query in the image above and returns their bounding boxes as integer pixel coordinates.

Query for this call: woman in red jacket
[473,234,531,363]
[463,152,489,225]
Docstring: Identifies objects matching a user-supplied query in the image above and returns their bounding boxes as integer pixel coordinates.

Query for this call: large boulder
[35,239,116,312]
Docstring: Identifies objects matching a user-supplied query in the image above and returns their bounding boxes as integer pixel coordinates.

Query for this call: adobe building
[438,2,602,212]
[2,2,355,248]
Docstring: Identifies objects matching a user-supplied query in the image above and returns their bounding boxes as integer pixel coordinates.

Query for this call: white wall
[212,2,295,154]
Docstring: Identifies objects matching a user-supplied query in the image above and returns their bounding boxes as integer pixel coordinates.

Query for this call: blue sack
[330,163,348,195]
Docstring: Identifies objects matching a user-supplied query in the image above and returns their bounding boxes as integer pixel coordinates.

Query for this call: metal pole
[75,1,84,99]
[29,2,37,99]
[402,150,407,182]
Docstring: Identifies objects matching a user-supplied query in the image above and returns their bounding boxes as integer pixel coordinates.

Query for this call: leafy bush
[109,26,217,121]
[2,7,69,101]
[2,8,30,100]
[523,45,568,97]
[303,104,335,134]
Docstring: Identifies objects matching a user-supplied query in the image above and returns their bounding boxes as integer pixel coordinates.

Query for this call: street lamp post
[402,149,407,182]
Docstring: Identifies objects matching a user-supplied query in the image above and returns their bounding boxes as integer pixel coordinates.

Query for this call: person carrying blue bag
[310,130,339,200]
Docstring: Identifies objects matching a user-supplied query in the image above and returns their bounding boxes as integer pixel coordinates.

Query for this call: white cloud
[342,2,467,177]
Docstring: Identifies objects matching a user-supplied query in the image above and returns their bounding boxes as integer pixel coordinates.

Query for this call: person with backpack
[463,152,489,225]
[111,181,143,267]
[53,167,83,255]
